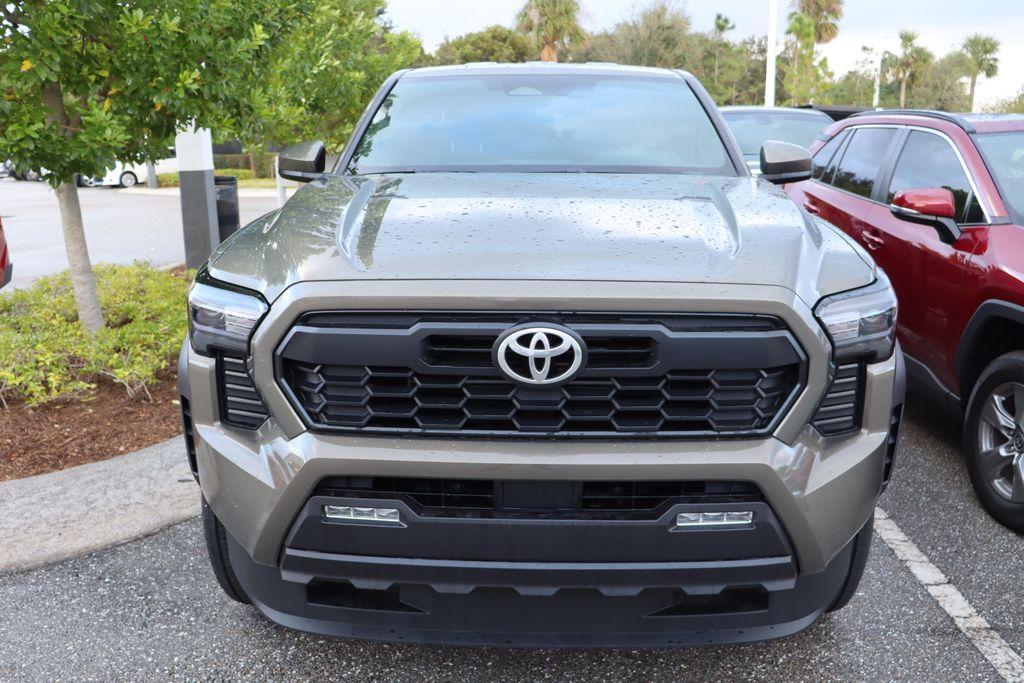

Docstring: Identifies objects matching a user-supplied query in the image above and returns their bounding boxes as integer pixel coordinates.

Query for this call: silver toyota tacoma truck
[180,63,905,647]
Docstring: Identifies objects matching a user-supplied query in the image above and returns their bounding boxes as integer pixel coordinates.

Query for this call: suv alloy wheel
[965,351,1024,533]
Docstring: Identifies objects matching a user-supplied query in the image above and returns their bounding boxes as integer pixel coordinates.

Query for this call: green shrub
[213,152,276,177]
[0,264,190,405]
[155,168,259,187]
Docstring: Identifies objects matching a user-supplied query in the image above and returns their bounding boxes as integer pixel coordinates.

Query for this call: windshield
[722,111,830,157]
[348,73,734,175]
[974,132,1024,219]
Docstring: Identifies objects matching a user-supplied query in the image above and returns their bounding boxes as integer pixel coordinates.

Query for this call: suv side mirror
[890,188,962,244]
[759,141,812,184]
[278,141,326,182]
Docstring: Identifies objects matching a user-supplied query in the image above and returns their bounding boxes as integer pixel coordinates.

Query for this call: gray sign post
[175,126,219,269]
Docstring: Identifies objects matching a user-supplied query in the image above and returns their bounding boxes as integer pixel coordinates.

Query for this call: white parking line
[875,507,1024,683]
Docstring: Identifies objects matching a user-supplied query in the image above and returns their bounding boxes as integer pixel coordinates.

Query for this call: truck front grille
[277,312,806,438]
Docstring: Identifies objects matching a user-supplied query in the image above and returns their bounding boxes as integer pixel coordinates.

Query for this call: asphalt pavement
[0,177,281,288]
[0,401,1020,682]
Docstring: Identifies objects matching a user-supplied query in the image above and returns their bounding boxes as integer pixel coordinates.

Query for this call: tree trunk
[969,75,978,112]
[54,182,104,333]
[40,80,104,334]
[248,151,259,175]
[540,42,557,62]
[899,77,907,108]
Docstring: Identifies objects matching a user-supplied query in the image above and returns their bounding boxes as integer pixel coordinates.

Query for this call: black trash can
[214,175,240,242]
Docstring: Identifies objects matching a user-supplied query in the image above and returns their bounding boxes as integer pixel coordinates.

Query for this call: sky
[384,0,1024,110]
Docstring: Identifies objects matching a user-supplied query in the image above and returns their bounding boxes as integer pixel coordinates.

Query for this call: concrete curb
[0,437,198,574]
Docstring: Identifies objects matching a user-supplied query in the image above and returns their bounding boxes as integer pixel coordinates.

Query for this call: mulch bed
[0,372,182,482]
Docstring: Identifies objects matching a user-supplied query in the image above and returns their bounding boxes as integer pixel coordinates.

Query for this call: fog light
[674,510,753,528]
[323,505,403,526]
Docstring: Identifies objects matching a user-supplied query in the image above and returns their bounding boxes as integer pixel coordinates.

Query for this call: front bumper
[180,280,904,645]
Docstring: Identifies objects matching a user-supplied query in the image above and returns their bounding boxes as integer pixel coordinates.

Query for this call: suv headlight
[188,268,268,356]
[814,271,897,363]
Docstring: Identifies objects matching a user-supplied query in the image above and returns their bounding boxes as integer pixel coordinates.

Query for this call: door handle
[803,200,820,215]
[862,231,885,250]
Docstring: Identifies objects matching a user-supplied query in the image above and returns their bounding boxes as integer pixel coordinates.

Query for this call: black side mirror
[278,141,326,182]
[759,141,812,184]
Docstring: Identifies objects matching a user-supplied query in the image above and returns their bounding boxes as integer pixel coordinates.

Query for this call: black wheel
[201,496,251,603]
[826,511,873,612]
[118,171,138,188]
[964,351,1024,533]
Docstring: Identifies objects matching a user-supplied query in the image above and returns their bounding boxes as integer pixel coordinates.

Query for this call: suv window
[831,128,897,198]
[812,129,848,180]
[886,130,985,223]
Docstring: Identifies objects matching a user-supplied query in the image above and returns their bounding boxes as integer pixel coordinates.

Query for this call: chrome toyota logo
[493,324,586,386]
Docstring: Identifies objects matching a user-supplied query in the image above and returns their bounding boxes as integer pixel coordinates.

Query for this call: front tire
[964,351,1024,533]
[118,171,138,188]
[201,496,251,603]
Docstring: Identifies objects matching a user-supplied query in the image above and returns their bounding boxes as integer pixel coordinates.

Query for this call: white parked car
[79,157,178,188]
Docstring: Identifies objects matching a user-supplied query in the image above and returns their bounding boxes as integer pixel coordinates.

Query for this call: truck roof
[403,62,687,80]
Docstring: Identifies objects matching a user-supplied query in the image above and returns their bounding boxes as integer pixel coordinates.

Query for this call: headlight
[188,268,267,356]
[814,271,897,363]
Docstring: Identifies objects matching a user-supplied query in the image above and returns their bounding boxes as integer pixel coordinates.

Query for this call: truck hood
[209,173,875,305]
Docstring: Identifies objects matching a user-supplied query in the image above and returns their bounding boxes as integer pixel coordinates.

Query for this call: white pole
[872,49,884,109]
[275,154,287,208]
[765,0,778,107]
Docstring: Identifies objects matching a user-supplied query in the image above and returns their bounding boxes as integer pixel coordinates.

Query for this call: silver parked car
[180,63,904,647]
[721,106,834,173]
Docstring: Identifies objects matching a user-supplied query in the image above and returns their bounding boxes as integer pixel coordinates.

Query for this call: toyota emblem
[493,324,586,386]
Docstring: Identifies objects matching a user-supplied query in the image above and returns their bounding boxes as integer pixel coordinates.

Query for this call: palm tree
[792,0,843,46]
[962,34,1000,112]
[516,0,585,63]
[888,30,933,108]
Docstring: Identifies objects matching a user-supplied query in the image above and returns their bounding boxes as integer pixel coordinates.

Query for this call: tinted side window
[832,128,897,198]
[887,131,985,223]
[812,130,848,180]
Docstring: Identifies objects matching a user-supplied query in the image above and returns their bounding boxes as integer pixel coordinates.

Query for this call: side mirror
[277,141,326,182]
[759,141,812,184]
[890,188,962,244]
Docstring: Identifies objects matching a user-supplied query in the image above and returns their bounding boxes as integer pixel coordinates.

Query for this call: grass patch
[0,263,190,406]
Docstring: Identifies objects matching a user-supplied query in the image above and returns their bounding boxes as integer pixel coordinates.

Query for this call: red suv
[0,215,10,289]
[788,110,1024,532]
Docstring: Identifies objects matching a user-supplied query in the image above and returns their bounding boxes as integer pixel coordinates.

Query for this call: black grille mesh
[284,363,798,437]
[278,312,805,438]
[313,476,764,519]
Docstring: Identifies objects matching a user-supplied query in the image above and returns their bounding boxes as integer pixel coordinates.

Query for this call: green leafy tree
[712,13,736,88]
[0,0,311,332]
[431,25,535,65]
[792,0,843,46]
[571,1,689,69]
[905,51,971,112]
[225,0,420,156]
[962,34,1000,111]
[784,12,817,105]
[886,30,933,108]
[516,0,585,63]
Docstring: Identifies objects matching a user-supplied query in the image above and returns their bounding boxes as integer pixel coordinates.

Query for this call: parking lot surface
[0,178,279,288]
[0,401,1020,681]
